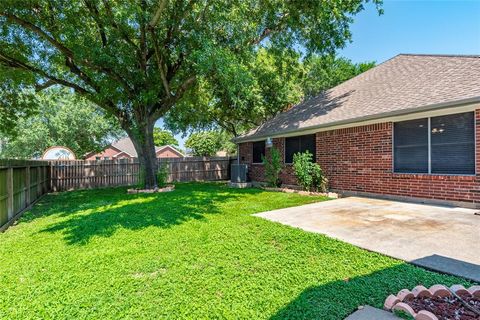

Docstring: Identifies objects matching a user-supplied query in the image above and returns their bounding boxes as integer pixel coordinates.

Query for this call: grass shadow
[269,263,474,320]
[36,183,262,245]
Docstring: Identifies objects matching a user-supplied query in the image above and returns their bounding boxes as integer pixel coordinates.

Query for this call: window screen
[285,134,316,163]
[431,112,474,174]
[394,112,475,175]
[252,141,265,163]
[394,118,428,173]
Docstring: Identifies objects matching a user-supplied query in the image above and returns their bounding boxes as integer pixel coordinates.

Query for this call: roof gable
[155,145,184,157]
[110,137,184,158]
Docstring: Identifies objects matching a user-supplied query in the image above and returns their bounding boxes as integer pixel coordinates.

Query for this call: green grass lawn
[0,183,471,319]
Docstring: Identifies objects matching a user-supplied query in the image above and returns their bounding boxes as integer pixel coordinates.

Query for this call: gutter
[233,96,480,143]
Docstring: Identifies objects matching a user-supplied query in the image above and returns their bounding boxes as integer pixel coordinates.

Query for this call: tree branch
[0,50,126,123]
[35,79,57,91]
[249,12,290,46]
[64,56,100,92]
[0,51,90,95]
[172,76,196,103]
[140,0,148,73]
[149,0,168,28]
[2,11,135,97]
[149,28,170,95]
[0,12,74,57]
[101,0,138,50]
[83,0,108,46]
[151,76,196,120]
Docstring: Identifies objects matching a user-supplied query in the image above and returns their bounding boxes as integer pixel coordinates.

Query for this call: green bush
[292,151,328,192]
[156,162,170,188]
[262,147,283,187]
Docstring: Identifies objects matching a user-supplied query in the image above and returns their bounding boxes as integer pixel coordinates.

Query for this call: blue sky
[340,0,480,64]
[161,0,480,148]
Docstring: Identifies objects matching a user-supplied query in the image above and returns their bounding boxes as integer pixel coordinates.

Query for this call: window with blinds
[431,112,475,174]
[252,141,265,163]
[394,111,475,175]
[394,118,429,173]
[285,134,316,163]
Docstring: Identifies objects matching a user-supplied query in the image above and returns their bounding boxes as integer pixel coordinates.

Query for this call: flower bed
[384,285,480,320]
[261,186,338,198]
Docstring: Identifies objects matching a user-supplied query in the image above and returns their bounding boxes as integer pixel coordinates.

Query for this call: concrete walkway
[345,306,400,320]
[255,197,480,282]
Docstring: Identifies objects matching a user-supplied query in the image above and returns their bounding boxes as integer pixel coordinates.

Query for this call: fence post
[25,166,31,206]
[7,167,13,220]
[37,166,41,197]
[49,162,55,192]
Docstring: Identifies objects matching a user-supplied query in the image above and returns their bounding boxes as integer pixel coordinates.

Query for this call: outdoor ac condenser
[230,164,248,183]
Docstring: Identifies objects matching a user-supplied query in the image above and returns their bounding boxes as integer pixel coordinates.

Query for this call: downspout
[237,144,240,165]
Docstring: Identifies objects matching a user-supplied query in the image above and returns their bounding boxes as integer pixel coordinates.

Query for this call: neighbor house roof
[235,54,480,142]
[111,137,183,157]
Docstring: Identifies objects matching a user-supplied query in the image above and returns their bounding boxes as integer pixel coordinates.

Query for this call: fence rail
[0,160,50,231]
[50,157,232,192]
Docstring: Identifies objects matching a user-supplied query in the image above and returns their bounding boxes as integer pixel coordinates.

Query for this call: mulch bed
[408,294,480,320]
[127,185,175,194]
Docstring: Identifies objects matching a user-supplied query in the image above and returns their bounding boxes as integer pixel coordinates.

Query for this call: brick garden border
[384,284,480,320]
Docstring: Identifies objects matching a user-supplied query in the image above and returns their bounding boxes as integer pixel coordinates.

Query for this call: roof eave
[233,96,480,143]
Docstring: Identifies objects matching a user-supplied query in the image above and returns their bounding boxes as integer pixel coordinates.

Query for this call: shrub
[262,147,283,187]
[292,151,328,192]
[156,162,169,188]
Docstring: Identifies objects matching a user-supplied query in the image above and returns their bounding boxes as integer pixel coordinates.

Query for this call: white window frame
[392,111,476,176]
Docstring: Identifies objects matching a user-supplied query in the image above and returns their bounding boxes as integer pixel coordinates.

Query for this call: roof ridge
[397,53,480,58]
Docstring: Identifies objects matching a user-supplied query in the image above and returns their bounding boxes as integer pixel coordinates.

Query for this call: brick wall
[239,138,296,185]
[238,109,480,205]
[156,147,182,158]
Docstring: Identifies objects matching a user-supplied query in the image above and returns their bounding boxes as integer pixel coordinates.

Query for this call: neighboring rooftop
[236,54,480,142]
[111,137,183,157]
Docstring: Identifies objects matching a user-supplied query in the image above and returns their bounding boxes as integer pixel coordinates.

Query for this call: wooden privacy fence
[159,157,231,182]
[0,160,50,231]
[0,157,231,230]
[50,159,140,192]
[50,157,232,192]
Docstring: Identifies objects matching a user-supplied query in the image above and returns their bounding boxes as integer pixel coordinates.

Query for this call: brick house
[85,137,184,160]
[235,54,480,208]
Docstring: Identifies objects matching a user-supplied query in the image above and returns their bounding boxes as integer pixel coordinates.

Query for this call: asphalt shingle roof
[111,137,168,157]
[237,54,480,142]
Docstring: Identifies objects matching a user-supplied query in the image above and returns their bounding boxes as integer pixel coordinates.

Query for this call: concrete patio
[255,196,480,282]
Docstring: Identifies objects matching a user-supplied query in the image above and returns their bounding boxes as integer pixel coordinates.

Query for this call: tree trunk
[130,120,158,189]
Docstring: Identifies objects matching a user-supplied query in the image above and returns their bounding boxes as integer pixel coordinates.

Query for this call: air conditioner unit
[231,164,248,183]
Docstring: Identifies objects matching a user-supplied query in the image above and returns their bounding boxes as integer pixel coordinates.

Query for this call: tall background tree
[0,0,381,188]
[302,55,375,99]
[152,128,178,147]
[185,131,235,156]
[0,89,123,159]
[166,51,375,137]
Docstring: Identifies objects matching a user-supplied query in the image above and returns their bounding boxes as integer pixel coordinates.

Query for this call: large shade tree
[0,0,381,188]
